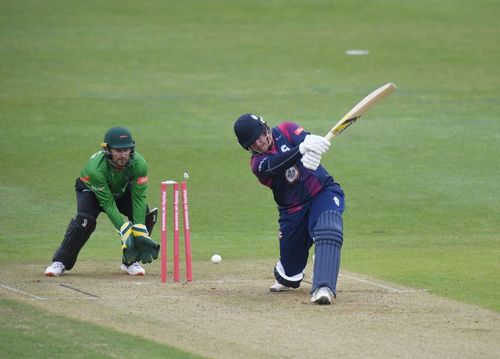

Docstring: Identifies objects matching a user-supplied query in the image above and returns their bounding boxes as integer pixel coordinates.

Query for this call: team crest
[285,166,299,183]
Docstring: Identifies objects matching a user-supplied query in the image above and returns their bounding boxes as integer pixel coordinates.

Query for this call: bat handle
[324,132,333,142]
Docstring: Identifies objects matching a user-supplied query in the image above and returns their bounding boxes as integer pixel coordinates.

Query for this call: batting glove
[299,137,313,154]
[304,134,330,155]
[132,224,160,264]
[119,222,140,264]
[301,150,322,171]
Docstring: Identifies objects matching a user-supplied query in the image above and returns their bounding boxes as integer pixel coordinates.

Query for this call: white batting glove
[301,150,322,171]
[299,139,312,154]
[299,135,315,154]
[299,135,330,155]
[307,134,331,155]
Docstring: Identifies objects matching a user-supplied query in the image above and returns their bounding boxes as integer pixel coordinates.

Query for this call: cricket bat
[325,82,397,141]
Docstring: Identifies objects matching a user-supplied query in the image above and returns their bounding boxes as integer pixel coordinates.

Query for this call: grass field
[1,0,499,357]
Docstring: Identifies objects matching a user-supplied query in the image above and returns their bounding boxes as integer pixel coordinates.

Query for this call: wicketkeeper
[45,126,160,277]
[234,114,345,305]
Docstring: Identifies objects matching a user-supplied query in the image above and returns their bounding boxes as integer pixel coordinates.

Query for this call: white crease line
[339,274,426,293]
[25,295,210,301]
[189,279,266,285]
[340,274,402,292]
[1,284,47,300]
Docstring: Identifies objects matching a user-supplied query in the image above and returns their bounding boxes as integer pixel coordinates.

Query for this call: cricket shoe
[269,280,292,292]
[120,262,145,276]
[45,261,65,277]
[311,287,334,305]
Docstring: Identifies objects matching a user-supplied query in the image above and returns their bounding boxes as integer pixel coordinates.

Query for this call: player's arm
[130,157,148,225]
[281,122,330,155]
[253,148,303,177]
[128,156,159,264]
[281,122,330,171]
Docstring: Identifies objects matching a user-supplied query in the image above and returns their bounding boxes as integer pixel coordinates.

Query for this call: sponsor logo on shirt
[280,144,290,152]
[137,176,148,185]
[80,176,90,183]
[294,127,304,135]
[285,166,299,184]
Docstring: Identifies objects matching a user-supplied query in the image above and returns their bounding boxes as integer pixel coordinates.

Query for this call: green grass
[0,299,204,358]
[1,0,499,355]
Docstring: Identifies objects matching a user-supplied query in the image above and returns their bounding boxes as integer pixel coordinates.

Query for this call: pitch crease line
[340,273,407,293]
[0,284,47,300]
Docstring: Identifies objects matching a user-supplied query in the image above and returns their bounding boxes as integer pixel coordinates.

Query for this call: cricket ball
[211,254,222,264]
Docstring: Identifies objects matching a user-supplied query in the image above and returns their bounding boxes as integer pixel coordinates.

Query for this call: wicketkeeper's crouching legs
[52,213,96,270]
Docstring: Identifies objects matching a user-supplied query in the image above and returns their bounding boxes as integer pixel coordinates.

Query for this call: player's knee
[313,210,343,247]
[74,212,97,231]
[274,261,304,288]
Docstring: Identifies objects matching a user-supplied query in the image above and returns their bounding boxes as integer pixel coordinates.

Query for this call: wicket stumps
[160,180,193,283]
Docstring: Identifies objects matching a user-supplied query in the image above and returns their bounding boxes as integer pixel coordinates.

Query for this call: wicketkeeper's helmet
[103,126,135,149]
[233,113,269,150]
[101,126,135,168]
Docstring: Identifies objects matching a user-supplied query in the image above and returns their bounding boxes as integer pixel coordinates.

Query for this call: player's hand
[308,135,330,155]
[132,224,160,264]
[304,134,330,155]
[301,150,322,171]
[299,136,313,154]
[119,222,140,264]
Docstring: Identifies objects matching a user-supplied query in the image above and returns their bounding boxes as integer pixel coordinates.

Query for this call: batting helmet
[233,113,269,150]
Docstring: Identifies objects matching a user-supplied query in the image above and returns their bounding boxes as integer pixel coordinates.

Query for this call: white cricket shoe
[120,262,145,276]
[269,280,291,292]
[311,287,333,305]
[45,261,65,277]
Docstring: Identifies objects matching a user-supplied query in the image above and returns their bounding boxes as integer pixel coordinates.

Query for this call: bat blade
[325,82,396,141]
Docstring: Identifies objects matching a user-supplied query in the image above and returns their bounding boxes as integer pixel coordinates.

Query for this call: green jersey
[79,151,148,230]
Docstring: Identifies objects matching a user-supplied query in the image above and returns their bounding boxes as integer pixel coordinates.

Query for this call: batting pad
[311,210,343,294]
[52,213,96,270]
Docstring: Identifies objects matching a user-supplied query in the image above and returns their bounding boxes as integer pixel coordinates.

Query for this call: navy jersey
[250,122,342,214]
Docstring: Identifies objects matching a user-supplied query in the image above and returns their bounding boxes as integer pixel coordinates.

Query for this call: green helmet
[103,126,135,149]
[102,126,135,169]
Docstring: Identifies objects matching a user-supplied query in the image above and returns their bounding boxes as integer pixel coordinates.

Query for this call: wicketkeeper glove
[119,221,141,264]
[301,150,322,171]
[299,134,331,155]
[131,224,160,264]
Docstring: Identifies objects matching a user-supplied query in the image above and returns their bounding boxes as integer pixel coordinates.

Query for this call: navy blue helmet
[233,113,269,150]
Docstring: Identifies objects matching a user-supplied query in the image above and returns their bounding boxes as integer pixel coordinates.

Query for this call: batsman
[45,126,160,277]
[234,114,345,305]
